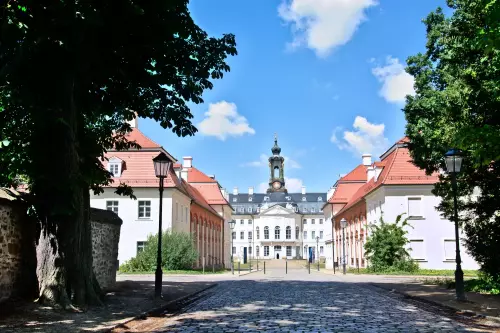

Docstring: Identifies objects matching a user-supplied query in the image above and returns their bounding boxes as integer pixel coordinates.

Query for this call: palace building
[229,136,328,262]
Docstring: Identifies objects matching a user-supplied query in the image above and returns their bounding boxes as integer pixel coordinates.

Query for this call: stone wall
[90,208,122,290]
[0,189,122,303]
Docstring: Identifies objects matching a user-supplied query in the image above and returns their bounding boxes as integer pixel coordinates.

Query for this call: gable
[260,204,295,216]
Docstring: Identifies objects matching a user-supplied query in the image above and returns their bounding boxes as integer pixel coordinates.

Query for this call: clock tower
[267,134,287,193]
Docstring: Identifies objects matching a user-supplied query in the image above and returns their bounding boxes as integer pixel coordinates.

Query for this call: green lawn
[345,267,479,277]
[118,268,227,275]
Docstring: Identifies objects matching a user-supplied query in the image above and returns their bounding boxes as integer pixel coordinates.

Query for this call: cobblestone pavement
[158,269,482,332]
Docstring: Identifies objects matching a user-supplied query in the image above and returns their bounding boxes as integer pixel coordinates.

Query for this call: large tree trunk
[33,75,102,309]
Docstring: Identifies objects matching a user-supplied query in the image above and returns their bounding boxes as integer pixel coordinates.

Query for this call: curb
[238,268,262,276]
[370,283,500,326]
[104,283,217,332]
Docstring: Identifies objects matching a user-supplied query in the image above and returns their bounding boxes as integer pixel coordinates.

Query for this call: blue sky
[139,0,449,194]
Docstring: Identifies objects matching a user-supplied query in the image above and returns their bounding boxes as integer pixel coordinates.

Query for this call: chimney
[175,169,181,179]
[301,186,306,195]
[183,156,193,168]
[248,187,254,195]
[362,154,372,166]
[126,111,138,128]
[233,187,238,195]
[367,166,376,181]
[181,168,188,181]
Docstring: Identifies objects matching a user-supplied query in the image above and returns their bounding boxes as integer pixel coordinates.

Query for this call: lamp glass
[340,218,348,229]
[153,152,171,178]
[228,220,236,230]
[445,149,463,173]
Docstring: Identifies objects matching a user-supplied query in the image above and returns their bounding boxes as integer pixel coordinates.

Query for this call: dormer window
[233,198,237,202]
[302,197,306,202]
[264,196,269,201]
[303,207,308,213]
[311,207,315,213]
[318,196,323,202]
[108,157,123,177]
[285,196,291,201]
[249,197,253,202]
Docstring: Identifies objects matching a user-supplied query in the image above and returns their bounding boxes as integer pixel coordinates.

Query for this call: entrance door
[243,247,248,264]
[276,253,280,259]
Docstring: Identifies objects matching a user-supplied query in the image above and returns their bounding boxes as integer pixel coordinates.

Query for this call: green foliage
[120,231,198,272]
[463,272,500,294]
[403,0,500,279]
[364,214,419,273]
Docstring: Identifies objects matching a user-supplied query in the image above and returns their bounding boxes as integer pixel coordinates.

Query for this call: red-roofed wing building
[90,118,230,268]
[328,139,478,270]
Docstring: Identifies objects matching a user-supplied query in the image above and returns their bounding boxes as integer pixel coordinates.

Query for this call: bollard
[257,261,259,271]
[203,257,205,274]
[264,261,266,274]
[238,262,240,275]
[308,260,310,274]
[286,261,288,274]
[212,258,215,273]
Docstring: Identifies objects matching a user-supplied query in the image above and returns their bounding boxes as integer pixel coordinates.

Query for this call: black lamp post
[229,219,236,275]
[445,148,466,301]
[152,152,172,299]
[316,236,320,271]
[340,218,348,275]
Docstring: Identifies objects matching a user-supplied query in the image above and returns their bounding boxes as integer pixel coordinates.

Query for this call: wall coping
[90,208,123,226]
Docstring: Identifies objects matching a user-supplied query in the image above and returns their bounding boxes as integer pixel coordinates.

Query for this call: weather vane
[274,132,278,142]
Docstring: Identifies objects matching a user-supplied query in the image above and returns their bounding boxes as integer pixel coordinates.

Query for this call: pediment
[260,204,294,216]
[108,156,123,163]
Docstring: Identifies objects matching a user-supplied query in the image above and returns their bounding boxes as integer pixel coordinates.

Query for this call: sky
[139,0,450,194]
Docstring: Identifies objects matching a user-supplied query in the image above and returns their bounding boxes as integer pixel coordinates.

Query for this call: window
[264,246,269,256]
[320,230,324,239]
[318,196,323,202]
[233,197,237,202]
[106,200,119,214]
[240,231,244,240]
[232,247,236,254]
[239,207,244,213]
[303,208,308,213]
[232,232,236,240]
[303,231,307,239]
[256,246,260,257]
[249,197,253,202]
[311,219,315,224]
[294,207,298,212]
[304,246,307,255]
[256,227,260,240]
[138,201,151,218]
[256,207,260,213]
[286,196,291,201]
[319,219,323,224]
[109,162,121,177]
[264,226,269,239]
[274,245,282,251]
[295,226,299,240]
[303,219,307,224]
[274,226,280,240]
[286,246,292,256]
[444,240,456,261]
[176,202,179,220]
[302,197,307,201]
[264,196,269,201]
[137,241,146,254]
[286,226,291,239]
[311,207,315,213]
[248,219,253,225]
[312,231,316,239]
[320,246,324,254]
[240,219,244,225]
[408,198,422,218]
[409,240,426,261]
[248,246,252,255]
[248,231,252,240]
[247,207,252,213]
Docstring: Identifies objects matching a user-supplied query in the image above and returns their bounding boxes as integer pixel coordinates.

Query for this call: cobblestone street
[157,265,482,332]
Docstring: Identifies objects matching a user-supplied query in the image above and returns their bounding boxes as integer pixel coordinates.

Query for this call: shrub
[364,214,418,273]
[119,231,198,272]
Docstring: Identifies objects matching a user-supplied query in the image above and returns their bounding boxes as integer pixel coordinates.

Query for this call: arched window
[295,226,299,240]
[256,226,260,240]
[286,226,291,239]
[264,226,269,239]
[275,226,280,240]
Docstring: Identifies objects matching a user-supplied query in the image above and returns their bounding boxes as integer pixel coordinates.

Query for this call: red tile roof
[328,183,365,204]
[181,180,221,216]
[335,142,439,216]
[124,128,162,149]
[340,164,368,182]
[187,167,217,183]
[190,183,229,205]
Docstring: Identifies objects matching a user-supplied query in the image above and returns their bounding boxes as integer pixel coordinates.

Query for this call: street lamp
[229,219,236,275]
[316,236,320,271]
[152,152,172,299]
[445,148,466,301]
[340,218,348,275]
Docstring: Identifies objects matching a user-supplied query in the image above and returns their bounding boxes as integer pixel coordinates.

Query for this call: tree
[119,231,199,272]
[0,0,236,309]
[403,1,500,278]
[364,214,418,273]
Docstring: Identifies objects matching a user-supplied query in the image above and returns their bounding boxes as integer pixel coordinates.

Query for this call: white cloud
[197,101,255,140]
[241,154,301,169]
[278,0,377,57]
[331,116,389,157]
[372,56,415,103]
[257,177,304,193]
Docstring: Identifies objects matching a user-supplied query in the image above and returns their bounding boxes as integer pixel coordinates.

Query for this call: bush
[364,214,419,273]
[119,231,198,272]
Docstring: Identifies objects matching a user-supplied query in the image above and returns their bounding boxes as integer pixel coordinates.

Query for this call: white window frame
[248,231,252,240]
[311,231,316,239]
[240,231,244,240]
[232,232,236,240]
[264,246,270,256]
[407,196,425,219]
[138,200,151,219]
[233,197,237,202]
[108,157,122,177]
[137,241,146,254]
[443,239,456,262]
[409,239,426,261]
[320,230,324,239]
[106,200,119,214]
[247,207,252,213]
[319,219,323,224]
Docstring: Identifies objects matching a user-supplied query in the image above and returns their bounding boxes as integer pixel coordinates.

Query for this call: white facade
[230,205,331,262]
[90,187,191,265]
[365,185,478,270]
